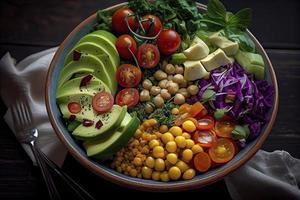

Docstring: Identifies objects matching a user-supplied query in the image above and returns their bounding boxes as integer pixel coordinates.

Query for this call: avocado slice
[56,75,110,103]
[72,105,127,140]
[201,48,233,71]
[91,30,117,45]
[209,32,239,56]
[183,36,209,60]
[68,120,81,132]
[84,113,139,160]
[58,53,116,94]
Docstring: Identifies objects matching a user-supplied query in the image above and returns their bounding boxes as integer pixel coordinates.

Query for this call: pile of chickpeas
[139,62,199,113]
[111,116,204,182]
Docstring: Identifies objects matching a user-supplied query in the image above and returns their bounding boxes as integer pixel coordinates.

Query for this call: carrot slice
[208,138,235,164]
[193,152,211,172]
[189,102,205,117]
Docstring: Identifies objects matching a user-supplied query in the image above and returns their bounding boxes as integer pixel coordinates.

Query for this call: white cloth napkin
[1,49,299,199]
[0,48,67,167]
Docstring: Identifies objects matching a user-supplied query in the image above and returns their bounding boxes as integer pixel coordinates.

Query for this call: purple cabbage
[189,62,274,141]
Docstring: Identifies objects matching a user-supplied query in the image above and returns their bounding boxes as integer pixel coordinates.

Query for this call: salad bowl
[45,1,279,191]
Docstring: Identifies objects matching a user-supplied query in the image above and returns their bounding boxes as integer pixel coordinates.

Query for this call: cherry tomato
[115,88,139,108]
[68,102,81,114]
[92,92,114,113]
[137,44,160,69]
[215,116,235,138]
[141,15,162,37]
[193,152,211,172]
[116,35,137,59]
[157,29,181,55]
[112,8,136,34]
[193,130,216,148]
[116,64,142,87]
[208,138,235,164]
[197,116,215,131]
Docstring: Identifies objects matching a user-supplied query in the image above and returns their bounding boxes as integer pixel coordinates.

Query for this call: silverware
[11,100,61,200]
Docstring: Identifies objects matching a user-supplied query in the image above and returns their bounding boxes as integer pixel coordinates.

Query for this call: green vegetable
[226,31,256,53]
[201,89,216,103]
[93,10,113,31]
[232,125,250,140]
[214,108,227,120]
[149,101,176,127]
[170,53,187,64]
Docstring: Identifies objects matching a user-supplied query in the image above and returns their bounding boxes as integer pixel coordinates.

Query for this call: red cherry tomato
[137,44,160,69]
[92,92,114,113]
[68,102,81,114]
[116,35,137,59]
[197,116,215,131]
[116,64,142,87]
[141,15,162,37]
[157,29,181,55]
[115,88,139,108]
[112,8,136,34]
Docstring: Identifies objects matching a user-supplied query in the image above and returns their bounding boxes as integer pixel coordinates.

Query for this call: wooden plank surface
[0,0,300,199]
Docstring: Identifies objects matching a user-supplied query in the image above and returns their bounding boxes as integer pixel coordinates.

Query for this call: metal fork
[12,100,95,200]
[11,101,61,200]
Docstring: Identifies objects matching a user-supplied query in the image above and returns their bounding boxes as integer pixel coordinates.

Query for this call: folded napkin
[0,48,67,167]
[1,49,299,199]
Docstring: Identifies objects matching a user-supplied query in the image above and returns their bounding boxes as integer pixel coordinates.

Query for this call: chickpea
[142,79,152,90]
[155,158,165,171]
[150,86,161,96]
[175,65,184,74]
[172,74,184,84]
[161,60,168,71]
[153,96,164,108]
[160,89,171,100]
[187,85,199,96]
[165,64,176,75]
[140,89,150,102]
[129,169,138,177]
[167,82,179,95]
[158,79,168,89]
[154,70,167,81]
[174,93,185,105]
[167,75,174,81]
[179,79,188,88]
[145,103,154,114]
[177,88,190,98]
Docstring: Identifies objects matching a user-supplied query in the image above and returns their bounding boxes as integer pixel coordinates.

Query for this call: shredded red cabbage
[188,62,274,141]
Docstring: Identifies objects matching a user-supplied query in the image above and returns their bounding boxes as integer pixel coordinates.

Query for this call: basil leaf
[227,8,252,31]
[94,10,112,31]
[226,31,256,53]
[206,0,226,21]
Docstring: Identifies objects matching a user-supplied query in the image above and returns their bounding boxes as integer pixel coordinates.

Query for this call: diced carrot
[189,102,205,117]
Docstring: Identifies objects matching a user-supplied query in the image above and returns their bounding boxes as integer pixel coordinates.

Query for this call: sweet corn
[191,144,204,154]
[168,166,181,180]
[185,139,195,149]
[145,156,155,168]
[176,160,189,173]
[182,132,191,139]
[166,141,177,153]
[160,171,170,182]
[133,157,143,166]
[182,120,196,133]
[149,139,160,149]
[183,169,196,180]
[154,158,165,171]
[153,146,165,158]
[171,107,179,115]
[175,136,186,148]
[135,128,142,138]
[182,149,193,162]
[159,125,168,133]
[152,171,161,181]
[129,169,138,177]
[148,119,158,126]
[169,126,183,136]
[142,166,152,179]
[155,131,162,139]
[164,160,173,170]
[161,132,174,144]
[167,153,178,165]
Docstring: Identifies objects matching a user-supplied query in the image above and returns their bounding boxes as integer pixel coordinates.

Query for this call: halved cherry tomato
[193,130,216,148]
[115,35,137,59]
[115,88,139,108]
[137,44,160,69]
[92,92,114,113]
[208,138,235,164]
[68,102,81,114]
[193,152,211,172]
[116,64,142,88]
[197,116,215,131]
[112,8,136,34]
[141,15,162,36]
[189,102,205,117]
[157,29,181,55]
[215,116,235,138]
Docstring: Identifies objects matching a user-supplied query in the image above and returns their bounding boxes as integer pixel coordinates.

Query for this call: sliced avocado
[184,60,209,81]
[209,32,239,56]
[72,105,127,140]
[68,120,81,132]
[84,113,139,160]
[56,75,110,103]
[58,53,116,94]
[201,48,233,71]
[91,30,117,46]
[170,53,187,64]
[235,50,265,80]
[183,36,209,60]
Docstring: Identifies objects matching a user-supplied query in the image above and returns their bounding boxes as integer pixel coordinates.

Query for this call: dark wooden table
[1,0,299,199]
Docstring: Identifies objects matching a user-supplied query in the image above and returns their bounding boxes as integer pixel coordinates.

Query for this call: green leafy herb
[149,101,176,127]
[93,10,113,31]
[232,125,250,140]
[226,31,256,53]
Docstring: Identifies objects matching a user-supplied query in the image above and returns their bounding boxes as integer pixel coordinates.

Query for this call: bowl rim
[45,2,279,192]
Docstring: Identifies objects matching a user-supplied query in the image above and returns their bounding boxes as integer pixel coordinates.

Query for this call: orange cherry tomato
[193,152,211,172]
[193,130,216,148]
[197,116,215,131]
[215,117,235,138]
[208,138,235,164]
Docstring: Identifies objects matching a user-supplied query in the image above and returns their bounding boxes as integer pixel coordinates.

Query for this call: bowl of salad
[45,0,278,191]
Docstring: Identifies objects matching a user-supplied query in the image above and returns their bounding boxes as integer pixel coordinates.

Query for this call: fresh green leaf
[94,10,113,31]
[206,0,226,20]
[232,125,250,140]
[226,31,256,52]
[227,8,252,31]
[201,89,216,102]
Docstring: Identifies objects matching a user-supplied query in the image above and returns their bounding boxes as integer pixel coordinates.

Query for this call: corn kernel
[183,169,196,180]
[145,156,155,168]
[142,166,152,179]
[159,125,168,133]
[149,139,160,149]
[160,171,170,182]
[185,139,195,149]
[133,157,143,166]
[176,160,189,173]
[169,126,183,136]
[129,169,138,177]
[191,144,204,154]
[171,107,179,115]
[166,141,177,153]
[182,149,193,162]
[153,146,165,158]
[161,132,174,144]
[168,166,181,180]
[167,153,178,165]
[152,171,161,181]
[148,118,158,126]
[154,158,165,171]
[182,120,196,133]
[175,136,186,148]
